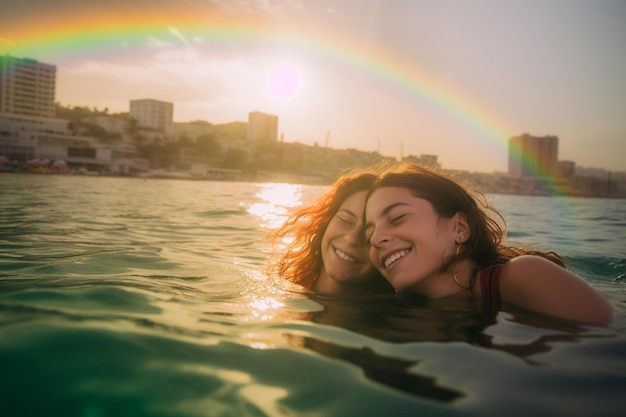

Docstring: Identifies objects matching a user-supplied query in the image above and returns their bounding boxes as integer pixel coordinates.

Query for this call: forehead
[365,187,428,216]
[367,186,413,205]
[337,190,367,215]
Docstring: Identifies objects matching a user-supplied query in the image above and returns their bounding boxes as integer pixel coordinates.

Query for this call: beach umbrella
[53,160,69,172]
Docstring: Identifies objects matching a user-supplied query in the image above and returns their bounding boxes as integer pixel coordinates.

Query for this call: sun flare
[265,66,301,100]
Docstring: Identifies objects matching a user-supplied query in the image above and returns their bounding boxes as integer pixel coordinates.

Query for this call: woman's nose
[368,226,389,247]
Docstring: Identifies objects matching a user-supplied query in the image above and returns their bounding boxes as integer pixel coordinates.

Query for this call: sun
[266,66,302,100]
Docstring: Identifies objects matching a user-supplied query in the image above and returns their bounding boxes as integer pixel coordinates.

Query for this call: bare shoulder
[498,255,614,325]
[498,255,576,298]
[504,254,563,274]
[501,254,596,292]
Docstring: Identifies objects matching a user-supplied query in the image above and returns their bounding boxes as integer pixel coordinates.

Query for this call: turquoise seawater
[1,174,625,417]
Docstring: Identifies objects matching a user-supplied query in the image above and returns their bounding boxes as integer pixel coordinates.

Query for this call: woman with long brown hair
[363,163,613,324]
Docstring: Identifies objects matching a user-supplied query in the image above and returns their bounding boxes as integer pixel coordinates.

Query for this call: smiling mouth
[383,249,410,269]
[335,247,358,263]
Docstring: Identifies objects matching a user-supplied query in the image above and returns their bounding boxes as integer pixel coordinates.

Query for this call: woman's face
[364,186,458,292]
[319,191,377,285]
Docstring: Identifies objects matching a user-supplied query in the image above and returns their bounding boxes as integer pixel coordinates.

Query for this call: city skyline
[2,0,625,173]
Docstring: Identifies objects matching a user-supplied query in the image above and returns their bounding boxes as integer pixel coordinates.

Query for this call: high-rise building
[508,134,559,177]
[0,55,56,118]
[129,99,174,138]
[247,111,278,143]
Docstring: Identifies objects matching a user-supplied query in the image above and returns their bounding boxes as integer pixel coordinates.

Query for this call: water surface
[1,174,624,417]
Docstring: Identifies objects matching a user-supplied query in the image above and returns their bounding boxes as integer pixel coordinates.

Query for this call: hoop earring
[453,243,470,289]
[453,272,470,289]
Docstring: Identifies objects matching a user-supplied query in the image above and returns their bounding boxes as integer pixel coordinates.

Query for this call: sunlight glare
[247,296,286,322]
[266,66,301,100]
[248,183,304,229]
[249,297,284,312]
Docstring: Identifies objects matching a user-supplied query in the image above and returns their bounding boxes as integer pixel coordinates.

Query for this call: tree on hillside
[221,148,248,171]
[196,134,222,157]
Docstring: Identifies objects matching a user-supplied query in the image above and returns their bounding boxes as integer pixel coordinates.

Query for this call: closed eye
[390,213,407,224]
[337,215,356,226]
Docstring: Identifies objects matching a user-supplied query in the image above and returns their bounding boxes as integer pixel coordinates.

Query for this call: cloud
[211,0,305,17]
[146,37,174,49]
[168,27,191,48]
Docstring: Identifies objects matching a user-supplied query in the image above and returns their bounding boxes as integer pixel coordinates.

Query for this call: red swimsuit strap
[480,264,503,312]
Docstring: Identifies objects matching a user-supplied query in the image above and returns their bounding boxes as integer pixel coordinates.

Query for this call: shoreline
[2,170,624,199]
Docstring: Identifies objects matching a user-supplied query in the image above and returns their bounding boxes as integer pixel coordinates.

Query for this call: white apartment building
[129,99,174,140]
[247,111,278,143]
[0,55,56,118]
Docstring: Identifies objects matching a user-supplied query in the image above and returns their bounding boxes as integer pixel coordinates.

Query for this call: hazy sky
[2,0,625,173]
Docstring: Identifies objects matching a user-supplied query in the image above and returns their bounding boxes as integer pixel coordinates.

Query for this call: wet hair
[366,164,565,287]
[268,168,393,294]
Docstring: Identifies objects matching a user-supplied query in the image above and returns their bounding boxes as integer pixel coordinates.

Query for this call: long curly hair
[367,164,565,287]
[268,168,393,294]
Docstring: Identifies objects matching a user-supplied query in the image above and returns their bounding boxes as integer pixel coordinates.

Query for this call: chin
[388,277,412,292]
[334,272,370,284]
[327,271,353,283]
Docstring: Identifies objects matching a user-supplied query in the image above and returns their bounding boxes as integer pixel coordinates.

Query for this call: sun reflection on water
[247,183,304,229]
[249,297,285,316]
[240,270,292,323]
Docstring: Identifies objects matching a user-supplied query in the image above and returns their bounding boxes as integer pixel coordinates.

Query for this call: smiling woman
[266,66,302,100]
[364,163,614,325]
[266,168,394,296]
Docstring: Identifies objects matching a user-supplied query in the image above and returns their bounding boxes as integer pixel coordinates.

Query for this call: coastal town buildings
[173,120,214,142]
[90,113,130,138]
[0,55,56,118]
[0,113,148,174]
[402,154,441,171]
[247,111,278,143]
[129,99,174,140]
[0,54,624,197]
[509,133,559,178]
[0,56,148,173]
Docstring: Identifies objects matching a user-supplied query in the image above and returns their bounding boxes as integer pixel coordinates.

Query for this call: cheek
[319,231,331,258]
[320,222,334,244]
